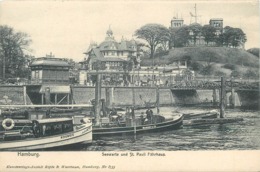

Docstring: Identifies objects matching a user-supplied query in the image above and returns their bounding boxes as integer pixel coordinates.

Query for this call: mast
[94,73,102,126]
[220,77,226,118]
[195,4,197,23]
[156,87,160,114]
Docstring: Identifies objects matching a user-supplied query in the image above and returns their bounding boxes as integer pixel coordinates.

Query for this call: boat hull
[93,115,183,139]
[0,123,92,151]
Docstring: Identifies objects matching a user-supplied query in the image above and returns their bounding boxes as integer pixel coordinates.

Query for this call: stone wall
[1,85,255,108]
[0,86,31,105]
[72,86,212,107]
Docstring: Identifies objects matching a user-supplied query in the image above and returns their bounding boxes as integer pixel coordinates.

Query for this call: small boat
[92,111,183,139]
[0,116,92,151]
[183,110,219,120]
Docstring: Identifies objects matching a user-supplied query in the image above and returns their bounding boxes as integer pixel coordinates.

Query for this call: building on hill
[79,27,195,86]
[170,15,225,47]
[209,18,223,36]
[79,27,140,85]
[171,17,184,28]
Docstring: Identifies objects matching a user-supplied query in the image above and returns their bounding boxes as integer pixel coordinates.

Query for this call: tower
[170,17,184,28]
[209,18,223,35]
[209,18,223,29]
[105,25,115,41]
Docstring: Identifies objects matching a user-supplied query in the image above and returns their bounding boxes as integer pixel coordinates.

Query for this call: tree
[122,59,133,85]
[230,70,241,79]
[243,69,258,81]
[215,71,226,77]
[199,65,214,77]
[188,23,202,45]
[221,26,247,48]
[169,26,190,48]
[201,25,217,45]
[0,25,32,79]
[190,61,203,71]
[135,24,170,58]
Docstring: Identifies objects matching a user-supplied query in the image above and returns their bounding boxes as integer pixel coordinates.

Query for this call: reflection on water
[82,107,260,151]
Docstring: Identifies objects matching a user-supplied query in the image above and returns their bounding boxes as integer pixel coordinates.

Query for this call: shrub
[230,70,241,78]
[190,61,203,71]
[199,65,214,76]
[222,63,236,70]
[215,71,226,77]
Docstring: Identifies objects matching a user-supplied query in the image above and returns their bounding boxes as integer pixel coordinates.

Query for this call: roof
[210,18,223,21]
[118,40,136,51]
[99,41,119,51]
[30,58,70,67]
[90,57,125,62]
[39,85,71,94]
[35,118,72,124]
[92,48,104,58]
[99,58,125,62]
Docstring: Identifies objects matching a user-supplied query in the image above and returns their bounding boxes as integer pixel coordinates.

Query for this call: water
[81,107,260,151]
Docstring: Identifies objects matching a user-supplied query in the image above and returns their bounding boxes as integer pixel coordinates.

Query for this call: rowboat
[0,116,92,151]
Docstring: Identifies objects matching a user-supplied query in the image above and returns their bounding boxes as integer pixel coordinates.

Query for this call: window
[35,71,39,79]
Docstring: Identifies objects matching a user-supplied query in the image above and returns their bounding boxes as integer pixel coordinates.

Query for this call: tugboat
[0,116,92,151]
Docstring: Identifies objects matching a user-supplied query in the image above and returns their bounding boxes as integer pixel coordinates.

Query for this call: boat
[89,73,184,139]
[0,116,92,151]
[92,112,183,139]
[0,109,29,119]
[32,107,84,114]
[183,110,219,120]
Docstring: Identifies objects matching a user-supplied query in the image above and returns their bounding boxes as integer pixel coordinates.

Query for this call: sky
[0,0,259,62]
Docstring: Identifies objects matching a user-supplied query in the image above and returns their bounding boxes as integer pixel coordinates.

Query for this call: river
[80,107,260,151]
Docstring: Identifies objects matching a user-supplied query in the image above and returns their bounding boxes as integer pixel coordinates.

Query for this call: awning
[39,85,71,94]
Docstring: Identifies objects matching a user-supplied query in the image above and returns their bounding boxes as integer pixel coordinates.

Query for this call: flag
[190,12,194,17]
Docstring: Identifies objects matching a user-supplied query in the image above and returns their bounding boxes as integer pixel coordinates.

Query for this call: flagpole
[195,4,197,23]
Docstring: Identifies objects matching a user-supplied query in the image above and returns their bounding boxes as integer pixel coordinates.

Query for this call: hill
[141,47,259,67]
[140,47,259,78]
[247,48,259,58]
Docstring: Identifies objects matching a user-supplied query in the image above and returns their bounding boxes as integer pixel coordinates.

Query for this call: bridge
[168,80,259,91]
[86,80,259,91]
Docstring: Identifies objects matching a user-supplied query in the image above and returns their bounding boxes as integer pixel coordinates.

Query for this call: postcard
[0,0,259,171]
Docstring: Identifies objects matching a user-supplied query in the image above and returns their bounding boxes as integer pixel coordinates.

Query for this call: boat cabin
[33,118,73,137]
